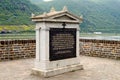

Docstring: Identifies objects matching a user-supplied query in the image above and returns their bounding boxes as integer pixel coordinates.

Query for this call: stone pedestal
[32,64,83,77]
[31,7,83,77]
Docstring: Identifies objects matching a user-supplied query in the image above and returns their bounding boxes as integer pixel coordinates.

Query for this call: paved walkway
[0,56,120,80]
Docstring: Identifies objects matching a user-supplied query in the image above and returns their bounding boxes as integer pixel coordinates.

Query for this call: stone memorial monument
[31,6,83,77]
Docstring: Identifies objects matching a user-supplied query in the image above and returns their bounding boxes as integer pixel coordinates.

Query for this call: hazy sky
[43,0,53,2]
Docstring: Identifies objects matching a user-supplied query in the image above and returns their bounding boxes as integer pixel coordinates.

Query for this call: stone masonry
[1,39,120,61]
[80,39,120,59]
[0,40,35,61]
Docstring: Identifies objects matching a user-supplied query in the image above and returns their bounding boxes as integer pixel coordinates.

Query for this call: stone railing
[0,40,35,61]
[80,39,120,59]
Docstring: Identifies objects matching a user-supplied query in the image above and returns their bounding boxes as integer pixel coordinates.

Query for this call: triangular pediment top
[53,15,75,20]
[49,13,79,21]
[43,11,82,22]
[32,6,83,23]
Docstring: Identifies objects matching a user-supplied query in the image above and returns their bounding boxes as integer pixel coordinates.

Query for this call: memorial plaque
[49,28,76,61]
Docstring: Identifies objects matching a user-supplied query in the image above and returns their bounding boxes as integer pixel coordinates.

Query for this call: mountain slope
[30,0,120,33]
[0,0,43,25]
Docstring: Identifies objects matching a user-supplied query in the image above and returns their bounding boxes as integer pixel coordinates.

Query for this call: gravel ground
[0,56,120,80]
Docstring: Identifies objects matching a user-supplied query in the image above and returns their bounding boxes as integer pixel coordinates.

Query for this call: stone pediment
[32,7,83,23]
[53,15,75,20]
[49,13,79,21]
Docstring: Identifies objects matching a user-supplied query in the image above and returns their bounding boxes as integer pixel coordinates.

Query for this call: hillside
[30,0,120,33]
[0,0,43,25]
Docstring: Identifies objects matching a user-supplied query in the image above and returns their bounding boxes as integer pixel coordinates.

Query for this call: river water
[80,36,120,41]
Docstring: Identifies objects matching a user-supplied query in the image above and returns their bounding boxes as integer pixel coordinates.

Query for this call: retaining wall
[80,39,120,59]
[0,39,120,61]
[0,40,35,61]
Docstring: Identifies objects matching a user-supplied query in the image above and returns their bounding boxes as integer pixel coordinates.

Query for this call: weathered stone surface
[32,64,83,77]
[0,40,35,61]
[80,39,120,59]
[0,56,120,80]
[32,7,83,77]
[1,39,120,61]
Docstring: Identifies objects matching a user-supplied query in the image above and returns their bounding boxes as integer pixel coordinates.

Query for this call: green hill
[0,0,43,25]
[30,0,120,33]
[0,0,120,33]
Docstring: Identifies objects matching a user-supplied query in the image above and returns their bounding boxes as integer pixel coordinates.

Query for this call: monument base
[32,64,83,77]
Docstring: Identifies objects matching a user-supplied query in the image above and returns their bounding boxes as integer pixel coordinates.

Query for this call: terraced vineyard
[0,25,35,40]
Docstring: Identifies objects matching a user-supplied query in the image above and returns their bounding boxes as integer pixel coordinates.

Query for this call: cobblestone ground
[0,56,120,80]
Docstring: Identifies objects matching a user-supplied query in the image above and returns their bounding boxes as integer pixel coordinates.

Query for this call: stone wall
[1,39,120,61]
[80,39,120,59]
[0,40,35,61]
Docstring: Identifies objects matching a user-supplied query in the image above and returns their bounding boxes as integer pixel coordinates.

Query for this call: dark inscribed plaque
[49,28,76,61]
